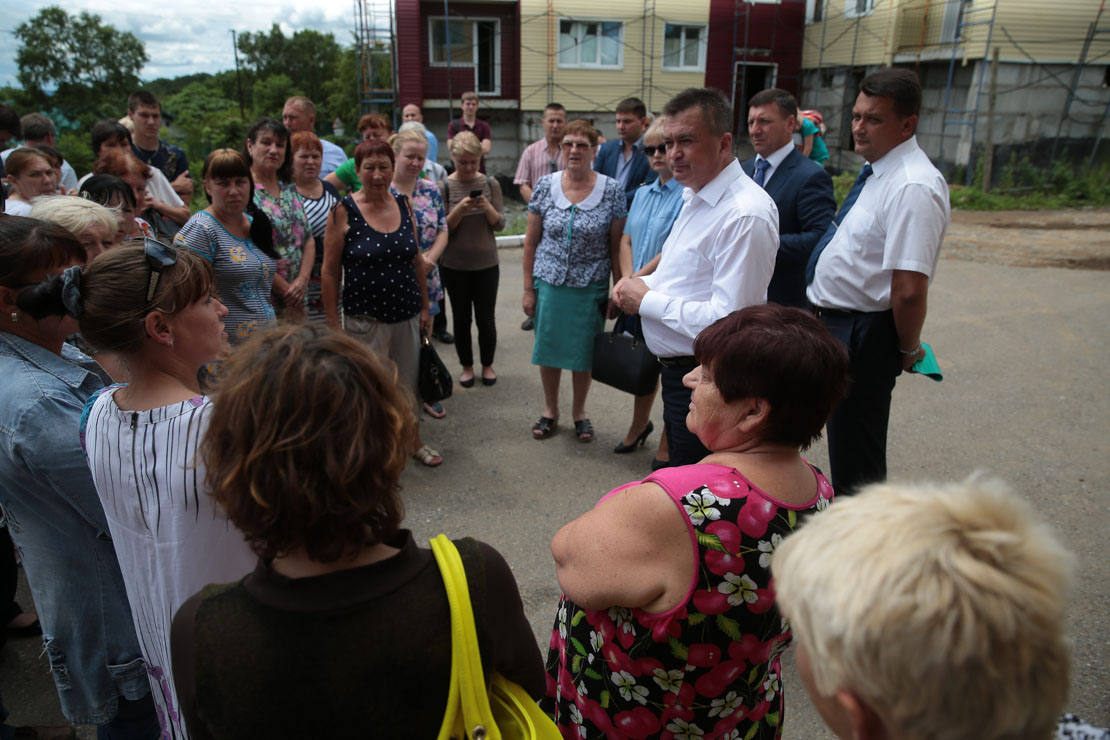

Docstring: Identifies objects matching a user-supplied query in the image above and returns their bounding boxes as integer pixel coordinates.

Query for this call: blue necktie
[805,164,873,285]
[754,158,771,188]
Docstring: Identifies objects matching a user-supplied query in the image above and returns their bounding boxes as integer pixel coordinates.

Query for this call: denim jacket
[0,332,149,724]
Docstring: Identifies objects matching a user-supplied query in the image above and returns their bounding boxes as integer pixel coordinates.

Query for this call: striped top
[82,387,256,740]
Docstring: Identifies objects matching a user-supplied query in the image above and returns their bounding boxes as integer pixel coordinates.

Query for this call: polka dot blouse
[340,193,422,323]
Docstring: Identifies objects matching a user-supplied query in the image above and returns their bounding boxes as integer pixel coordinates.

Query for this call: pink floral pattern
[543,463,833,740]
[391,179,446,306]
[253,182,310,284]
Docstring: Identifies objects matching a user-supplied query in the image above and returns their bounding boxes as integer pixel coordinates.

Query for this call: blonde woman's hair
[30,195,119,242]
[448,131,482,157]
[771,475,1073,740]
[644,116,666,143]
[388,129,427,155]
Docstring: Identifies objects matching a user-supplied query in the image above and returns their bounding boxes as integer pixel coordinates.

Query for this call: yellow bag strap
[431,534,501,740]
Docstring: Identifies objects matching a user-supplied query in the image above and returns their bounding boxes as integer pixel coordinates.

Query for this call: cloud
[0,0,363,87]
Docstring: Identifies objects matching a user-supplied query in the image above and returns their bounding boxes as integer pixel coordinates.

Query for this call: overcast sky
[1,0,369,89]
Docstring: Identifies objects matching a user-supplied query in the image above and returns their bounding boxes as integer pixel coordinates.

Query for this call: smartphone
[469,190,483,198]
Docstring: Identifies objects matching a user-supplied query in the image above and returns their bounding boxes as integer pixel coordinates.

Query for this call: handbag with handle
[431,535,560,740]
[591,322,661,397]
[419,333,453,403]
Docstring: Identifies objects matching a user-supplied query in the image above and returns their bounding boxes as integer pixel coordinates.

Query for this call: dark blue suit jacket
[595,140,657,207]
[742,149,835,308]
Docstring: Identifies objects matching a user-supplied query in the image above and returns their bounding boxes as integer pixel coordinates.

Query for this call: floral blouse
[391,179,446,307]
[253,182,311,286]
[529,172,627,288]
[543,463,833,740]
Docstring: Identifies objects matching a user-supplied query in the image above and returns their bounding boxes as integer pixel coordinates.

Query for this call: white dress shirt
[754,140,795,187]
[807,136,949,312]
[640,158,779,357]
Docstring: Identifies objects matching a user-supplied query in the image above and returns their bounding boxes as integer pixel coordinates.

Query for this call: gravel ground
[3,208,1107,737]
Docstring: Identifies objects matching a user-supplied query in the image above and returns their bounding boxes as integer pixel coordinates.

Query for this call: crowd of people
[0,71,1103,740]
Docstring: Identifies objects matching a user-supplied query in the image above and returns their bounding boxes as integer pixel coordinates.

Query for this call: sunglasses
[144,238,178,302]
[643,143,668,156]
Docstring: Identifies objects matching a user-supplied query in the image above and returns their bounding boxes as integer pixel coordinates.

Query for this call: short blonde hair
[772,476,1073,740]
[30,195,119,242]
[449,131,482,157]
[388,129,427,155]
[644,116,666,143]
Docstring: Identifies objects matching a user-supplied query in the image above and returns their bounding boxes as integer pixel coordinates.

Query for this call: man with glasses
[612,87,778,467]
[514,103,567,330]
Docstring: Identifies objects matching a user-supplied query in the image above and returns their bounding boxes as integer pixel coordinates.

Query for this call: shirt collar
[551,172,607,210]
[649,177,681,194]
[759,141,796,170]
[869,135,919,179]
[0,332,93,389]
[689,158,742,207]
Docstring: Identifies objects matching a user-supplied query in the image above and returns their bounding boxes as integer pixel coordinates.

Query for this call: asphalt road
[3,245,1107,737]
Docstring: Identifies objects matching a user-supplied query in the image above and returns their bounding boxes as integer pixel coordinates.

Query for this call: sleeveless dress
[82,388,256,739]
[543,463,833,740]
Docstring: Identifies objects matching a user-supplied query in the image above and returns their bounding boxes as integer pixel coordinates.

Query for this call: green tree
[166,80,245,166]
[237,26,342,124]
[14,6,147,119]
[251,74,303,121]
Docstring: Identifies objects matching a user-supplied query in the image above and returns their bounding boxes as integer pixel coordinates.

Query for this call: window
[430,19,474,64]
[807,0,825,23]
[662,24,707,72]
[845,0,875,17]
[559,20,623,69]
[428,17,501,95]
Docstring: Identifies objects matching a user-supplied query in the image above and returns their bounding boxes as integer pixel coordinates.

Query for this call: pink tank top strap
[644,464,733,502]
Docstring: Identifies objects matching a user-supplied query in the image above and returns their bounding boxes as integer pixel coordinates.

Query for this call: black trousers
[660,365,711,467]
[440,265,499,368]
[818,309,902,496]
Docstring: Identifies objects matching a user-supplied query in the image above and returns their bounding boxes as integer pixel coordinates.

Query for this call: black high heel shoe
[613,421,654,454]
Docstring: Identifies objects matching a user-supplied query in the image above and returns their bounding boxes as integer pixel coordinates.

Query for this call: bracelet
[898,342,922,356]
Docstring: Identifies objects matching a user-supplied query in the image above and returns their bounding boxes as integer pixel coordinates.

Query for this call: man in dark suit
[741,89,836,308]
[595,97,657,206]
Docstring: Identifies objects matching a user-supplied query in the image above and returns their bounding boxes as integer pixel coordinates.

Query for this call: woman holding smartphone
[439,132,504,388]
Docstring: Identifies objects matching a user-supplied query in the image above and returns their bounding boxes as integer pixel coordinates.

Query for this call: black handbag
[419,333,453,403]
[591,322,661,397]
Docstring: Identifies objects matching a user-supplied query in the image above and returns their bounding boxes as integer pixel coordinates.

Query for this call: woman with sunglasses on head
[245,118,314,317]
[0,217,160,737]
[523,119,627,442]
[612,117,685,468]
[18,239,256,740]
[3,148,57,216]
[174,149,278,346]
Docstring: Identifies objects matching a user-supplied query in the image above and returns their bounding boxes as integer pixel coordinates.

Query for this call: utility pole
[982,46,999,192]
[231,30,246,121]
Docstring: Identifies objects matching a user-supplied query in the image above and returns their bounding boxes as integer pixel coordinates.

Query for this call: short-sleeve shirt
[133,140,189,183]
[391,180,446,305]
[253,182,311,283]
[514,139,564,190]
[624,177,685,272]
[801,118,829,165]
[807,136,949,313]
[447,118,492,173]
[174,211,277,344]
[528,172,627,288]
[340,193,422,323]
[300,181,341,243]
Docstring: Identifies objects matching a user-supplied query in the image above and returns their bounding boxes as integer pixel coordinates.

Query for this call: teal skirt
[532,278,608,372]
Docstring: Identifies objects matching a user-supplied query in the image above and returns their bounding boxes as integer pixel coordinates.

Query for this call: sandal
[574,418,594,443]
[423,401,447,419]
[532,416,557,439]
[413,444,444,467]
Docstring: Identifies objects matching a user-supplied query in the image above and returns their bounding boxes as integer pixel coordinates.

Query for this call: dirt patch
[944,208,1110,270]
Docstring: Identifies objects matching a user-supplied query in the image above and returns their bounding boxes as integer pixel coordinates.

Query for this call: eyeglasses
[144,238,178,302]
[561,141,591,150]
[643,143,668,156]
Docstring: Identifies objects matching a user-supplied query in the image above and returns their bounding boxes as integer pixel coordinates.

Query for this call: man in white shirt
[614,87,779,467]
[806,68,950,495]
[283,96,347,177]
